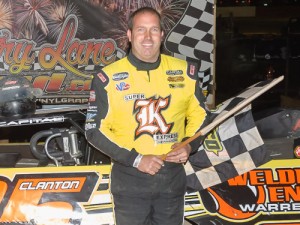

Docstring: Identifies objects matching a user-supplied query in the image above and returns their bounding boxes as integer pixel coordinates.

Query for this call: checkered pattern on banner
[164,0,214,100]
[198,68,211,91]
[184,80,273,191]
[0,56,9,72]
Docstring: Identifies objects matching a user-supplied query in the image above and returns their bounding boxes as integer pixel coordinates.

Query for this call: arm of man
[85,72,139,167]
[85,72,164,174]
[165,62,209,162]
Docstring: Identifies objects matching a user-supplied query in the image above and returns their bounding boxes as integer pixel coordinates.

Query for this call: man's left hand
[164,143,192,164]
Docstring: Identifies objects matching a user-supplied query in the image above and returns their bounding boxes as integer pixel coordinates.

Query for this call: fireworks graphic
[0,0,13,30]
[132,0,187,31]
[13,0,52,38]
[47,0,83,41]
[100,0,187,51]
[103,17,129,51]
[0,0,188,51]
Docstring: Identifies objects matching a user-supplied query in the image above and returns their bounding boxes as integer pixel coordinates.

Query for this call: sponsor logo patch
[166,70,183,75]
[97,72,107,83]
[86,113,97,121]
[167,76,184,82]
[85,122,96,130]
[189,65,196,76]
[116,82,130,91]
[169,84,185,88]
[112,72,129,81]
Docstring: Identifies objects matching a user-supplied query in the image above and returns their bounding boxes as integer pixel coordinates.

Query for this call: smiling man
[85,7,208,225]
[127,8,163,63]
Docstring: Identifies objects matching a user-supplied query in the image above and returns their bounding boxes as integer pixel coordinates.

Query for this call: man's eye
[152,28,160,32]
[137,28,144,32]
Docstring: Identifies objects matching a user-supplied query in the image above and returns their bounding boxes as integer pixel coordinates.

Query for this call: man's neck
[127,51,161,71]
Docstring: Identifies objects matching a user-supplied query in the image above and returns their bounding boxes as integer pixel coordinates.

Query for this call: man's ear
[127,29,132,42]
[161,31,164,42]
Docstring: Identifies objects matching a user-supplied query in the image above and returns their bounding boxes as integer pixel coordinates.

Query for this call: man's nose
[145,30,151,39]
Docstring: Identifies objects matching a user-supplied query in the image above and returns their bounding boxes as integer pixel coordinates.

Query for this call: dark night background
[215,0,300,112]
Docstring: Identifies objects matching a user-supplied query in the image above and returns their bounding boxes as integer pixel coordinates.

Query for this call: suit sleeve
[184,63,210,153]
[85,71,138,166]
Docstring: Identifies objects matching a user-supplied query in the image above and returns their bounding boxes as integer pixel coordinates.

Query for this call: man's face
[127,11,164,63]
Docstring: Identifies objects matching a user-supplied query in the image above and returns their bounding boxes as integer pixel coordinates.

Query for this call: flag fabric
[184,80,276,191]
[165,0,215,102]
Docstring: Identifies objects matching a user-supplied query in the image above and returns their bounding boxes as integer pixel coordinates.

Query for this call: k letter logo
[134,96,173,138]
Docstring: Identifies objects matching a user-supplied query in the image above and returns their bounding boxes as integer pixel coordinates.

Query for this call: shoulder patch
[97,72,108,83]
[187,62,199,79]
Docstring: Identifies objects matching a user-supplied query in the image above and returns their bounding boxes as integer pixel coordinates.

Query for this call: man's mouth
[142,43,153,48]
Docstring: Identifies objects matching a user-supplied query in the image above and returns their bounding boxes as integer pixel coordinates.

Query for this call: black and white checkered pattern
[0,56,9,72]
[184,80,275,191]
[198,68,211,91]
[165,0,214,103]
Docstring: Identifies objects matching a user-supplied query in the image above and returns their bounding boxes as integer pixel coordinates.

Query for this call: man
[85,7,207,225]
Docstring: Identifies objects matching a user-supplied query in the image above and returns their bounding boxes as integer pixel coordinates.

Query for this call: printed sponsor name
[37,97,89,104]
[124,93,145,101]
[153,133,178,144]
[0,116,65,127]
[19,180,80,190]
[240,202,300,212]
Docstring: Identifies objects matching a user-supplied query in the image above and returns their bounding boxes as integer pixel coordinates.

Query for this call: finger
[159,154,167,160]
[148,165,160,175]
[171,143,180,149]
[152,156,164,166]
[166,150,180,157]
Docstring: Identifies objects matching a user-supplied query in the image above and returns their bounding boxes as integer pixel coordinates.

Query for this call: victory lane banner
[0,0,215,106]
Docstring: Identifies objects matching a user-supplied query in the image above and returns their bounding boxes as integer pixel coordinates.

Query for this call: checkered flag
[164,0,214,101]
[183,76,284,191]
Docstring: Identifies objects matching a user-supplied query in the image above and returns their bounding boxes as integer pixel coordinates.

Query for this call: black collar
[127,51,161,71]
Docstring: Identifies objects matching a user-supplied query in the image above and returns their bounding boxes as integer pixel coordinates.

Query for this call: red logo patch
[189,65,195,76]
[97,72,107,83]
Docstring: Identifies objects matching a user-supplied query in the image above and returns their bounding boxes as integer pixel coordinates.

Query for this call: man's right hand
[137,155,164,175]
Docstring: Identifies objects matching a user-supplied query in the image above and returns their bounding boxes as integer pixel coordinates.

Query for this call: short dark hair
[128,7,164,32]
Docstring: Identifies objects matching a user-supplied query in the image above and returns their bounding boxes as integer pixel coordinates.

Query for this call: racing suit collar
[127,51,161,71]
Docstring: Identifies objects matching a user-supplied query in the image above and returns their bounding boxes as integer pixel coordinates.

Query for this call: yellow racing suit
[85,52,207,166]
